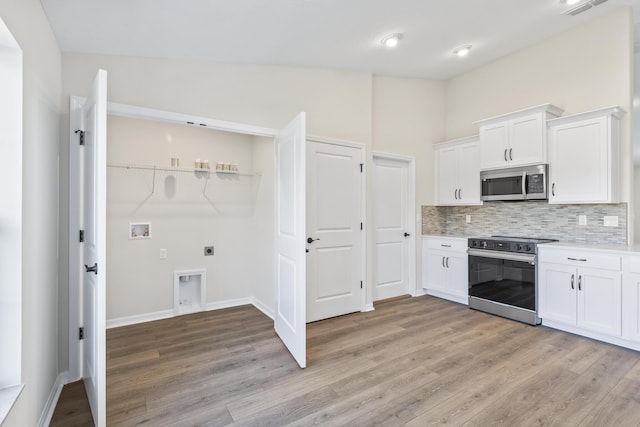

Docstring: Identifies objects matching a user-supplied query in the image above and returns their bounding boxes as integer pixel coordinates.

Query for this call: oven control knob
[480,241,488,249]
[471,240,477,248]
[524,244,532,252]
[515,243,523,251]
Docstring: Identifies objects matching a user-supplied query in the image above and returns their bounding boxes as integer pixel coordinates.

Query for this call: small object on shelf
[170,157,180,168]
[201,160,210,169]
[215,162,223,171]
[195,158,202,169]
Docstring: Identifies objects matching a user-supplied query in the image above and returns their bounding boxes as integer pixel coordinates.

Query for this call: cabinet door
[457,143,481,204]
[539,263,576,325]
[479,122,508,170]
[436,146,459,205]
[577,268,622,336]
[424,251,448,293]
[548,117,608,203]
[623,272,640,342]
[509,113,545,166]
[446,253,468,299]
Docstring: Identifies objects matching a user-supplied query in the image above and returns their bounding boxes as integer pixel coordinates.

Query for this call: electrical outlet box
[204,246,214,256]
[465,214,471,224]
[603,216,619,227]
[578,215,587,226]
[159,248,167,259]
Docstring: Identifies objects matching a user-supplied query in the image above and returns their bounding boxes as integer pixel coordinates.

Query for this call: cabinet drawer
[424,237,467,252]
[628,256,640,274]
[539,250,621,271]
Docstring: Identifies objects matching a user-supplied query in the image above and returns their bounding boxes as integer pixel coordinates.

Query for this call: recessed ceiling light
[453,45,472,57]
[563,0,581,4]
[381,33,402,48]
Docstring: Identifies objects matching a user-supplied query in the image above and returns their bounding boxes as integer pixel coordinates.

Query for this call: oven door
[467,249,536,311]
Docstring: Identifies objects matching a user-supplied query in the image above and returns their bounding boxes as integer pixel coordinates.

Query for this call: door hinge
[79,230,85,243]
[360,281,363,289]
[360,163,364,173]
[79,327,84,340]
[360,222,363,230]
[75,129,85,146]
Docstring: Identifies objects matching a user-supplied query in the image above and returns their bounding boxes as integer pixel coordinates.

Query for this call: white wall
[106,116,265,321]
[0,0,62,425]
[446,8,633,206]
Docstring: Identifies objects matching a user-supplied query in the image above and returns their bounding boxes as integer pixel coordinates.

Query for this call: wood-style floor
[51,296,640,426]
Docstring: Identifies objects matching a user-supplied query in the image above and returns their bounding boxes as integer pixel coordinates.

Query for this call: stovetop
[468,236,558,254]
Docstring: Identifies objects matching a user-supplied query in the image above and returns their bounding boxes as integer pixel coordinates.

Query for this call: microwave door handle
[521,171,527,199]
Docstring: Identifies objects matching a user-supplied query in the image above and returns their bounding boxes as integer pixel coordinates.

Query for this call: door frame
[371,151,417,297]
[307,135,367,314]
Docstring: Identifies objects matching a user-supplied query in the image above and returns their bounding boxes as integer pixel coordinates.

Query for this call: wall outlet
[159,248,167,259]
[466,214,471,224]
[603,216,619,227]
[204,246,214,256]
[578,215,587,226]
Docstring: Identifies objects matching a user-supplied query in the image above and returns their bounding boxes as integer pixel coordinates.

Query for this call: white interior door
[275,113,307,368]
[80,69,107,426]
[306,141,362,322]
[373,155,412,301]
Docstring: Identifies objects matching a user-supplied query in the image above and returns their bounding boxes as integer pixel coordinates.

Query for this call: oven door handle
[468,248,536,264]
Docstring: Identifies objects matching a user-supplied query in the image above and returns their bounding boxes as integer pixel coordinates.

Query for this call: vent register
[564,0,608,16]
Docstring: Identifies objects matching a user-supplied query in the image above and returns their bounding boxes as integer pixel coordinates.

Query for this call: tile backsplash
[422,202,627,245]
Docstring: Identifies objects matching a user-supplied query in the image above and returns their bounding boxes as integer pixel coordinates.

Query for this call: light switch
[466,214,471,224]
[159,248,167,259]
[578,215,587,226]
[603,216,619,227]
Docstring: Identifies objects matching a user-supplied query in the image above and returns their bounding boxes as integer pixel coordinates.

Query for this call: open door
[274,112,307,368]
[79,69,108,426]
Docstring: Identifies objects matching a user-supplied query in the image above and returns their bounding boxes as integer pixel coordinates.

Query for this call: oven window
[468,255,536,310]
[482,176,522,197]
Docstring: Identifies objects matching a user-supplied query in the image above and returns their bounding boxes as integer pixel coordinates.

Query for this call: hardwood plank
[51,296,640,426]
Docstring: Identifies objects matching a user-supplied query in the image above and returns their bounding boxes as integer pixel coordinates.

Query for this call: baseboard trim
[38,371,69,427]
[205,297,253,312]
[107,309,174,329]
[412,288,427,297]
[252,297,275,319]
[363,303,375,312]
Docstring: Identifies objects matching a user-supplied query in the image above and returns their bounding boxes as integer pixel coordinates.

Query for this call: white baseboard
[252,297,275,319]
[412,288,427,297]
[38,371,69,427]
[206,297,253,312]
[363,303,375,312]
[107,309,174,329]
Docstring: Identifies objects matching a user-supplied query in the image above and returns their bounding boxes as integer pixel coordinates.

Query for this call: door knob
[84,263,98,275]
[307,237,320,244]
[403,232,410,237]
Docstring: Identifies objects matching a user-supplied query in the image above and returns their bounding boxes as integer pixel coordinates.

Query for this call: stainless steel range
[467,236,557,325]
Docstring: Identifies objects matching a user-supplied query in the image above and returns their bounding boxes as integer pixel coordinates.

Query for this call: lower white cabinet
[539,247,622,340]
[422,236,468,305]
[623,256,640,343]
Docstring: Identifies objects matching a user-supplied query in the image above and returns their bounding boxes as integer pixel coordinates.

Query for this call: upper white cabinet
[434,135,481,206]
[547,106,623,204]
[474,104,563,170]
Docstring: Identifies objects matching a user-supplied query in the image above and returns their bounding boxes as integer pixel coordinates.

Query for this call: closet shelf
[107,162,260,177]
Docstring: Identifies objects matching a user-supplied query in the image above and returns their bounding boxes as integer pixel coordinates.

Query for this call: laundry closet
[105,115,276,325]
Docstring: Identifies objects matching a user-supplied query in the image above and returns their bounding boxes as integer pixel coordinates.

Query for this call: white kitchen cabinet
[547,107,622,204]
[422,236,468,305]
[434,136,481,206]
[622,256,640,343]
[474,104,562,170]
[539,247,622,338]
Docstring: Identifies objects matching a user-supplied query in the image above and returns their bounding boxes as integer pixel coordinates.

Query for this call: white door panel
[275,113,307,368]
[373,156,411,301]
[307,141,362,322]
[80,69,107,427]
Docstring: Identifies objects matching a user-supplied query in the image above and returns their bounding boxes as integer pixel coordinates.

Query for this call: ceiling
[40,0,639,80]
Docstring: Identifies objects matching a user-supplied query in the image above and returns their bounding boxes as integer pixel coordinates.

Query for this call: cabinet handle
[509,148,513,161]
[567,257,587,262]
[504,148,508,162]
[442,256,445,268]
[578,275,582,291]
[571,274,574,290]
[441,244,452,248]
[446,257,449,268]
[458,188,462,199]
[552,183,555,197]
[454,189,459,200]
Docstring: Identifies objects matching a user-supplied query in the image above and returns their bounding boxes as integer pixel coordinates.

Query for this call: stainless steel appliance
[468,236,557,325]
[480,164,548,201]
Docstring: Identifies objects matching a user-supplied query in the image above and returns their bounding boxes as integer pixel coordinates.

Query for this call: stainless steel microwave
[480,164,548,201]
